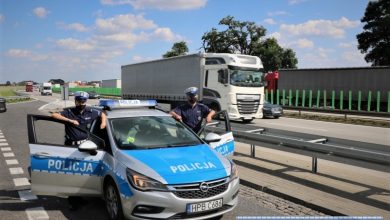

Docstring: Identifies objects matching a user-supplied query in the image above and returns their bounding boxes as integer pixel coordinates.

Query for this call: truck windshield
[43,87,51,90]
[230,69,264,87]
[110,116,203,150]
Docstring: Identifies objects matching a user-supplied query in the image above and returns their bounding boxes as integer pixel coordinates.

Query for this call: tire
[104,180,124,220]
[242,119,253,123]
[209,215,223,220]
[274,116,280,119]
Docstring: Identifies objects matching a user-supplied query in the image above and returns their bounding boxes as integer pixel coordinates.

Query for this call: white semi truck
[121,53,265,122]
[40,82,52,96]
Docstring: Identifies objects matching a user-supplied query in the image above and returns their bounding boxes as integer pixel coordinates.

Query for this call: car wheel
[274,116,280,119]
[209,215,223,220]
[104,180,124,220]
[242,119,253,123]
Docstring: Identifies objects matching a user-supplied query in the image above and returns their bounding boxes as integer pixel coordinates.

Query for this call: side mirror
[204,133,222,144]
[78,140,98,155]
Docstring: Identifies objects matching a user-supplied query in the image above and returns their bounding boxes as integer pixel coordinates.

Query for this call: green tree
[201,16,298,71]
[357,0,390,66]
[163,41,189,58]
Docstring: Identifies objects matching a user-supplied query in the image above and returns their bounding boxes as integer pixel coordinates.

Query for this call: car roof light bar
[98,99,157,110]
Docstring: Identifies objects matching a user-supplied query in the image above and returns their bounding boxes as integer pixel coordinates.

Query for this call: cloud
[339,42,354,48]
[267,32,281,41]
[101,0,207,10]
[59,23,89,32]
[288,0,308,5]
[289,38,314,49]
[56,38,95,51]
[33,7,49,18]
[267,11,288,17]
[7,49,48,61]
[280,17,359,38]
[263,18,276,25]
[95,14,157,34]
[342,50,366,64]
[151,27,183,41]
[0,14,4,23]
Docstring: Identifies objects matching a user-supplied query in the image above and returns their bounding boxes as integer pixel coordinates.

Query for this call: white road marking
[0,138,6,142]
[26,207,49,220]
[0,135,4,139]
[18,190,38,201]
[13,177,31,187]
[1,147,12,151]
[6,159,19,165]
[9,167,24,175]
[3,152,15,157]
[0,142,9,146]
[262,122,327,132]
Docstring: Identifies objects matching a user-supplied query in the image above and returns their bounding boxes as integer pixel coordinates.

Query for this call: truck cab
[203,53,265,122]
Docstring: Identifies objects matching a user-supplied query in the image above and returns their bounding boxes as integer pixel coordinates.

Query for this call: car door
[27,114,106,196]
[200,110,235,157]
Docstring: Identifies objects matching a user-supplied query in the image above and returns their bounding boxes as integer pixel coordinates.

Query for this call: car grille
[170,177,229,199]
[237,95,260,114]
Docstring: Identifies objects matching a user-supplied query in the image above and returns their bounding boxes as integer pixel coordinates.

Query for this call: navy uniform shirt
[173,102,211,133]
[61,107,101,141]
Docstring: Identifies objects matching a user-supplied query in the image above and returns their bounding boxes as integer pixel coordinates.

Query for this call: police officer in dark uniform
[51,91,106,210]
[170,87,215,133]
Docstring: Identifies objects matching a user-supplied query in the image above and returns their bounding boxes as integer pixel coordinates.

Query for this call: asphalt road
[0,98,280,220]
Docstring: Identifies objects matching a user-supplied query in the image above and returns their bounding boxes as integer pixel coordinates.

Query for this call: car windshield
[230,69,264,87]
[110,116,203,150]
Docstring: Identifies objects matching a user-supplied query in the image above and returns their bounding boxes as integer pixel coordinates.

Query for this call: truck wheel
[104,180,124,220]
[242,119,253,123]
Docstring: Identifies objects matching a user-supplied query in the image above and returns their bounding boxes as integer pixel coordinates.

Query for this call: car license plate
[187,198,223,213]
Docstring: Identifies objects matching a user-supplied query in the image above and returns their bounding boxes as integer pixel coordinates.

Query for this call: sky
[0,0,371,83]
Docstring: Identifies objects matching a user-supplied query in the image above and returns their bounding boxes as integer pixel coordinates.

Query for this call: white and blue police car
[27,100,239,220]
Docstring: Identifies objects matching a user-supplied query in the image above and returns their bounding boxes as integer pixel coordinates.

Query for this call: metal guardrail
[206,125,390,173]
[283,106,390,118]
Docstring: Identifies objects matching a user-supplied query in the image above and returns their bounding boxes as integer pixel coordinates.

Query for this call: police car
[27,100,239,220]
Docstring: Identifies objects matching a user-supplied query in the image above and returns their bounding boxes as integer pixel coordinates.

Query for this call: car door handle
[33,152,52,159]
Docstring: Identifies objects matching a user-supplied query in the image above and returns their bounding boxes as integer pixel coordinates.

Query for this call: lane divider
[3,152,15,157]
[1,147,12,151]
[26,207,49,220]
[0,131,47,220]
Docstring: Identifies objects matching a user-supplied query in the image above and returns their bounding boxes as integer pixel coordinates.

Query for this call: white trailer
[40,82,52,96]
[121,53,265,122]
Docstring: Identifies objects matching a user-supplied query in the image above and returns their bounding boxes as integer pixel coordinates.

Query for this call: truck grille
[170,177,229,199]
[237,97,260,114]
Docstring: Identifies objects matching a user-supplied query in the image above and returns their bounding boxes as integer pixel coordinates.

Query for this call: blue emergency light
[99,99,157,109]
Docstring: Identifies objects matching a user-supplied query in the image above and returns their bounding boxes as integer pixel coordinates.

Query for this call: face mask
[188,96,197,104]
[76,104,86,111]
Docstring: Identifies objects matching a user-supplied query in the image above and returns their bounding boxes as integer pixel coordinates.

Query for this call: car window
[110,116,203,150]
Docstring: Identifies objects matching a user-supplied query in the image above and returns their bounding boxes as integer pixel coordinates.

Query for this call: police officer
[51,91,106,210]
[170,87,215,133]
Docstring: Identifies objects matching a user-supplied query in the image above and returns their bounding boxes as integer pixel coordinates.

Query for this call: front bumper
[121,177,240,220]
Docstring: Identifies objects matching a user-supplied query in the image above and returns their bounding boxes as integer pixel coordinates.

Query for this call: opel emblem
[200,182,209,193]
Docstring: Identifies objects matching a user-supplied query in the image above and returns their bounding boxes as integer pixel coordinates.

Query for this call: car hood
[120,144,230,184]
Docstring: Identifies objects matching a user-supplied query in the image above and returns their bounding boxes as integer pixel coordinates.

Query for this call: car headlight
[126,168,168,191]
[229,161,239,180]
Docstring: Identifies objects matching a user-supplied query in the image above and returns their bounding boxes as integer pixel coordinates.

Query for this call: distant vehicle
[0,98,6,113]
[40,82,52,96]
[262,101,283,119]
[26,81,33,92]
[87,91,100,99]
